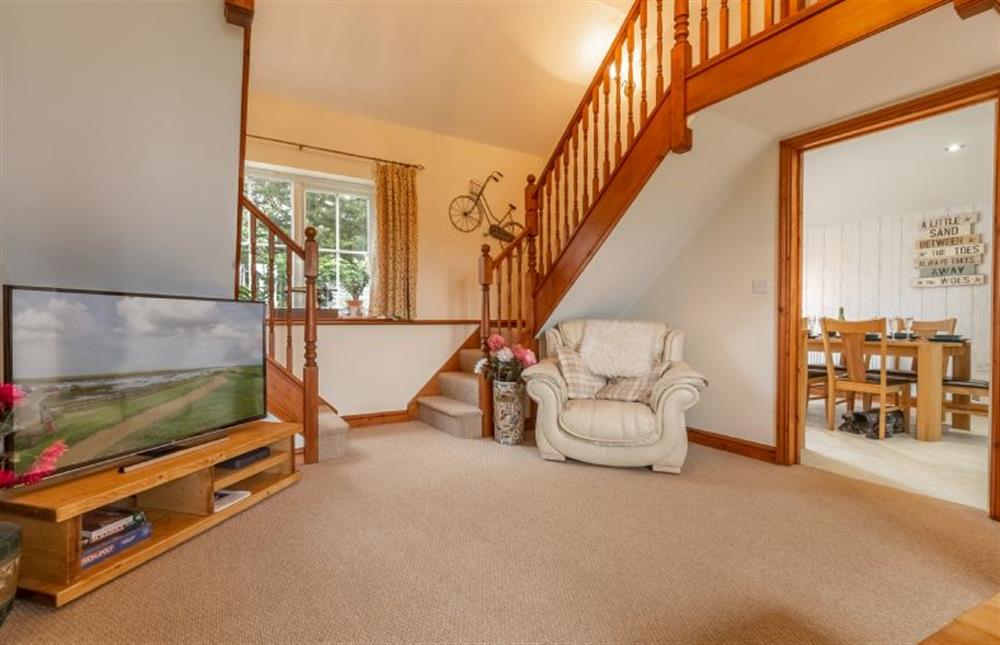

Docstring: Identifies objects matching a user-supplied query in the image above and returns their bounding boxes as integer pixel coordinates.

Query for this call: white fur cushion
[579,320,659,378]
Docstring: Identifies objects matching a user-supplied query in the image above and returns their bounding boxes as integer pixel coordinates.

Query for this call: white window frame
[244,162,375,309]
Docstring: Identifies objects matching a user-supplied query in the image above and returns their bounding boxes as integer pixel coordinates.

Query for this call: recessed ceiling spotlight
[944,143,966,153]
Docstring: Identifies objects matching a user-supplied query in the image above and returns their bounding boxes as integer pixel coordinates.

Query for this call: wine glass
[904,317,914,338]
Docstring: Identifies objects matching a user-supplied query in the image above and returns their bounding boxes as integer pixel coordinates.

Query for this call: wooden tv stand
[0,421,301,606]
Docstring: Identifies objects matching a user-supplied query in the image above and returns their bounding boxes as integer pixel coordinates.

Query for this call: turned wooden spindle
[562,144,570,237]
[505,253,513,337]
[626,22,635,146]
[603,66,611,182]
[267,231,276,358]
[592,85,601,196]
[494,262,503,335]
[546,179,554,270]
[572,128,580,228]
[741,0,751,42]
[554,160,562,254]
[302,225,319,465]
[250,216,258,299]
[765,0,775,28]
[640,1,648,126]
[582,103,590,211]
[670,0,693,153]
[614,46,623,164]
[700,0,709,63]
[516,242,523,339]
[524,174,538,339]
[284,246,292,373]
[720,0,730,52]
[478,244,493,357]
[656,0,664,100]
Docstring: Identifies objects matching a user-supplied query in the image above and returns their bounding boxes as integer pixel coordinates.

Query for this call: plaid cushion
[555,346,607,399]
[595,361,672,404]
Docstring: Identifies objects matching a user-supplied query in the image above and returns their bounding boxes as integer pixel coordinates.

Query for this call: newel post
[524,175,539,349]
[670,0,693,153]
[479,244,494,359]
[302,226,320,464]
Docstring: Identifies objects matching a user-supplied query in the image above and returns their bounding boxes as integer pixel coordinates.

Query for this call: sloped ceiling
[250,1,629,156]
[546,5,1000,328]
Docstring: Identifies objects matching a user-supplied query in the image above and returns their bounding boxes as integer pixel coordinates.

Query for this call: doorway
[775,74,1000,519]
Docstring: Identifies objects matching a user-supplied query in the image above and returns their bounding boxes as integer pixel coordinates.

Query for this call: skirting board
[342,410,411,428]
[687,427,777,464]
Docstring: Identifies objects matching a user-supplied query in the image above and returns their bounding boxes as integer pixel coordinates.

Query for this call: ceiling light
[944,143,966,153]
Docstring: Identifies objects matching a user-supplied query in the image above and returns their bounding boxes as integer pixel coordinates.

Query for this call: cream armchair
[522,319,707,473]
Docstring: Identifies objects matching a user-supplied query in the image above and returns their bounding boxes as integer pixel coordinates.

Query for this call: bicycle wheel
[502,220,524,236]
[449,195,482,233]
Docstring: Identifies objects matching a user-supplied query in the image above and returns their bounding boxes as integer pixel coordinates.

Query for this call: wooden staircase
[478,0,959,355]
[236,195,345,463]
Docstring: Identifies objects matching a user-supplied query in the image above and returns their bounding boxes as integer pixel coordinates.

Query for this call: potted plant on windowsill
[340,257,370,318]
[475,335,537,445]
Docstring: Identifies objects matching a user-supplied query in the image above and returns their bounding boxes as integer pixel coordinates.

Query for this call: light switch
[752,279,768,294]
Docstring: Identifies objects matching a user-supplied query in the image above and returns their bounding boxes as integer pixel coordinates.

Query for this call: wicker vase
[0,522,20,628]
[492,380,525,445]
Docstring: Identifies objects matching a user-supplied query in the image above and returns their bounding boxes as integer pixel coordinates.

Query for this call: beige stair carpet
[4,422,997,644]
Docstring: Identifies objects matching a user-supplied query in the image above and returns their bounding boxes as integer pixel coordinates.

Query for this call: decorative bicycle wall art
[448,171,523,243]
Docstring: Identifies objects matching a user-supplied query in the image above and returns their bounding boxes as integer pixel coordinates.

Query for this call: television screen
[2,286,266,481]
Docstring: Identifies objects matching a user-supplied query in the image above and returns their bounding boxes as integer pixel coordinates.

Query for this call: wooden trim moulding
[775,73,1000,520]
[224,0,254,28]
[953,0,1000,18]
[342,410,411,428]
[269,312,482,326]
[687,427,777,464]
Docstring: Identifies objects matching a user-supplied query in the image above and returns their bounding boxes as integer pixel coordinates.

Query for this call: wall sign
[911,212,986,288]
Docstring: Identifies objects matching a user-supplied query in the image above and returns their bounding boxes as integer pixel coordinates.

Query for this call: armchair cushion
[595,361,672,403]
[559,399,659,446]
[579,320,661,378]
[554,346,607,399]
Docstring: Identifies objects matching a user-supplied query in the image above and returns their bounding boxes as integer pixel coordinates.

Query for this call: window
[243,164,374,311]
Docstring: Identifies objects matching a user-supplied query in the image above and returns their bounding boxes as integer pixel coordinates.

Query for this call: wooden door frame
[775,73,1000,520]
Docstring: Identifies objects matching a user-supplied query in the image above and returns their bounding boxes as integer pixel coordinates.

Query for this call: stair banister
[302,226,319,464]
[670,0,693,153]
[478,244,493,359]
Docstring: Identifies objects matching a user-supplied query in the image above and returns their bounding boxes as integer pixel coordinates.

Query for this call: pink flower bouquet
[0,383,67,488]
[474,335,537,383]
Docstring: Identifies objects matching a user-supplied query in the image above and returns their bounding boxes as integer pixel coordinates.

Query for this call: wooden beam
[224,0,254,28]
[954,0,1000,18]
[687,0,948,114]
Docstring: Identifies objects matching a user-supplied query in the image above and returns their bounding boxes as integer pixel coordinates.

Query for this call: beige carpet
[3,421,998,644]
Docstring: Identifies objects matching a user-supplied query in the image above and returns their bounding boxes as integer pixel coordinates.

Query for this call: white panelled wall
[803,203,993,379]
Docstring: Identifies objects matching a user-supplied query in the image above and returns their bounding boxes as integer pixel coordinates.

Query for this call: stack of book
[80,507,152,570]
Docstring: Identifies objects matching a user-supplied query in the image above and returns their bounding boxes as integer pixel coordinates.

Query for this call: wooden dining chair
[893,317,958,375]
[943,379,990,419]
[821,317,912,439]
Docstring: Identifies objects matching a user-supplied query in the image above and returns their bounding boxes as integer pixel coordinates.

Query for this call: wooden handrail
[240,195,305,256]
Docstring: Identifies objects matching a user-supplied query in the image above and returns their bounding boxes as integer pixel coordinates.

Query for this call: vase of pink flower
[475,335,537,445]
[0,384,68,488]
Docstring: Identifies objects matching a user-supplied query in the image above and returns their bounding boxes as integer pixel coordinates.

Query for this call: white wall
[1,1,244,298]
[275,324,476,415]
[804,204,994,378]
[803,102,995,378]
[630,147,779,446]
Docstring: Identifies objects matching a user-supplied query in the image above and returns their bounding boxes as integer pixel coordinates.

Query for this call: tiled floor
[801,401,990,510]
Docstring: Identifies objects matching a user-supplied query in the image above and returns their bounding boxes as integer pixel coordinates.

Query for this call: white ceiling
[804,102,996,227]
[250,1,629,157]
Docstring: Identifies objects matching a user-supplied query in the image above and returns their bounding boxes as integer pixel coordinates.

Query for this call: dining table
[805,336,971,442]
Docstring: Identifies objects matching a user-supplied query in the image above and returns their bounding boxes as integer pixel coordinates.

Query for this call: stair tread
[438,371,477,383]
[318,409,349,434]
[417,395,482,418]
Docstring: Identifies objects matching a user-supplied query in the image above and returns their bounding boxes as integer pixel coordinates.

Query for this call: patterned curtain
[371,162,418,319]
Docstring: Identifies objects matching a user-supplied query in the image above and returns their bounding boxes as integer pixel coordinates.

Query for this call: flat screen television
[1,286,266,483]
